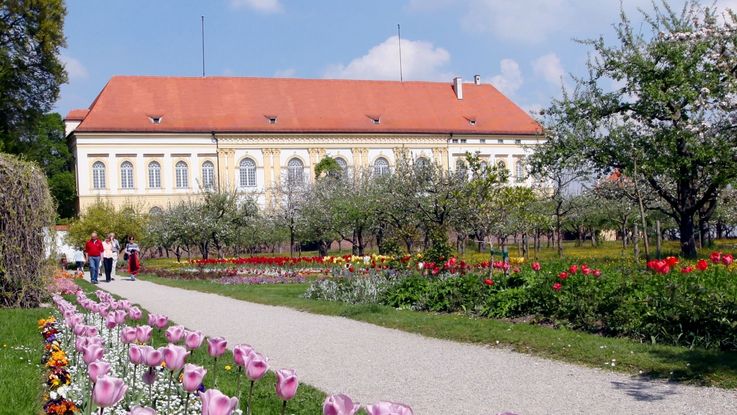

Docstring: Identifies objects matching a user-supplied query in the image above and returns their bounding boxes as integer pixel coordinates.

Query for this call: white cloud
[274,68,297,77]
[229,0,282,13]
[532,53,565,87]
[60,55,88,81]
[489,58,523,96]
[324,36,451,81]
[463,0,569,44]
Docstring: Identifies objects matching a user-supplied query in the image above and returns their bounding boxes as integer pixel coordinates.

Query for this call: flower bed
[43,288,416,414]
[306,253,737,350]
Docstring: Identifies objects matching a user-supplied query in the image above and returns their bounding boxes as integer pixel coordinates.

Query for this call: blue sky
[56,0,736,117]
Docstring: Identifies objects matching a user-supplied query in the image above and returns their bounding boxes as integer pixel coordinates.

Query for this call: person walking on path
[84,232,103,284]
[110,233,120,280]
[125,236,141,281]
[73,248,85,273]
[102,234,115,282]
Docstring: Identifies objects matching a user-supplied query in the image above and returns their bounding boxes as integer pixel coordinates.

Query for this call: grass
[0,307,51,415]
[74,280,326,414]
[136,274,737,389]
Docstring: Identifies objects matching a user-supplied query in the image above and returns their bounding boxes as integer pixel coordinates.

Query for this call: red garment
[128,251,140,275]
[85,239,104,256]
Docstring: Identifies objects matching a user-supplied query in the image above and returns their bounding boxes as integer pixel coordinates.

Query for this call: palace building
[65,75,542,212]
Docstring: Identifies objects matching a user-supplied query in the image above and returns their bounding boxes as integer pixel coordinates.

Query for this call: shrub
[0,154,55,307]
[304,271,402,304]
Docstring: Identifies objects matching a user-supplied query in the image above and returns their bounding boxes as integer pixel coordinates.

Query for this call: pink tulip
[154,315,169,329]
[141,346,165,367]
[115,309,128,324]
[120,326,138,344]
[81,344,105,365]
[165,325,185,343]
[163,344,189,371]
[129,307,143,320]
[136,325,153,344]
[88,360,111,382]
[73,324,86,337]
[323,394,360,415]
[119,300,131,310]
[182,363,207,393]
[531,262,541,271]
[245,352,269,381]
[142,368,157,385]
[365,402,414,415]
[723,254,734,266]
[207,337,228,358]
[92,375,127,407]
[275,369,299,401]
[129,406,156,415]
[105,315,117,330]
[184,330,205,350]
[84,325,99,337]
[199,389,239,415]
[147,314,157,326]
[232,344,254,367]
[129,344,144,365]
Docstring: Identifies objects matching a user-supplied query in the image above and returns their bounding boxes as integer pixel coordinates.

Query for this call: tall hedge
[0,153,55,307]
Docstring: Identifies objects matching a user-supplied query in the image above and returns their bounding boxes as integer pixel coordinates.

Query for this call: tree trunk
[679,213,698,258]
[633,222,640,260]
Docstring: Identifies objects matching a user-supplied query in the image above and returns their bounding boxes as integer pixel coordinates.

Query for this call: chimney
[453,77,463,100]
[473,74,481,85]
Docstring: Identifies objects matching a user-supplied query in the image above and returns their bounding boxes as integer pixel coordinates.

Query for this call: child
[73,248,85,272]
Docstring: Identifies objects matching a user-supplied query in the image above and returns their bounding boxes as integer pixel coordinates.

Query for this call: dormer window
[468,119,477,126]
[149,115,162,125]
[371,117,380,125]
[265,115,278,125]
[367,114,381,125]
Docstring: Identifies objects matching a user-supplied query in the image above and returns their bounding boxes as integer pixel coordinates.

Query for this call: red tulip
[483,278,494,286]
[323,394,360,415]
[92,376,127,407]
[275,369,299,401]
[552,282,563,292]
[710,251,721,264]
[592,269,602,278]
[558,272,569,280]
[681,266,695,274]
[697,259,709,271]
[531,262,541,271]
[665,256,679,267]
[207,336,228,358]
[568,264,578,274]
[199,389,239,415]
[182,363,207,393]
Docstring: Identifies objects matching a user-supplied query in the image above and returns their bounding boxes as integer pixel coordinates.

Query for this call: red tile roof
[73,76,541,135]
[64,108,90,121]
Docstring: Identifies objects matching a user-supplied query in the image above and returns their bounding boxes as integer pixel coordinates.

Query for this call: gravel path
[99,278,737,415]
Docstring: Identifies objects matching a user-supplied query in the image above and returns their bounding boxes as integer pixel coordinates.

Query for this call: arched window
[287,158,304,185]
[515,160,525,182]
[373,157,390,177]
[120,161,134,189]
[335,157,348,173]
[92,161,105,189]
[149,206,163,215]
[148,161,161,188]
[175,161,188,188]
[239,158,256,187]
[497,160,508,182]
[415,157,430,168]
[202,161,215,189]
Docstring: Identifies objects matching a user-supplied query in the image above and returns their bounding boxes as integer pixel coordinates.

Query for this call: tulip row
[646,252,735,275]
[50,287,416,414]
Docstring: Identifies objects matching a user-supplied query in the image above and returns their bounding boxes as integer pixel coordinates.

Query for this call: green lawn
[0,307,51,415]
[137,274,737,389]
[74,280,326,414]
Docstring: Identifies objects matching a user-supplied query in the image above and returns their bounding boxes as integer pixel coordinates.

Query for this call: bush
[304,271,402,304]
[67,200,148,247]
[0,154,55,307]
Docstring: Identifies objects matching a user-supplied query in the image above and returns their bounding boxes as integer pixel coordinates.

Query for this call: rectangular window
[480,139,486,144]
[515,139,522,144]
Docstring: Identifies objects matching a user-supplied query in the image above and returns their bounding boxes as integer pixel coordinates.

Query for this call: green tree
[67,201,147,248]
[539,1,737,257]
[0,1,67,151]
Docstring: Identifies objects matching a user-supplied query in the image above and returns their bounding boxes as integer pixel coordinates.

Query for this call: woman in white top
[102,235,115,282]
